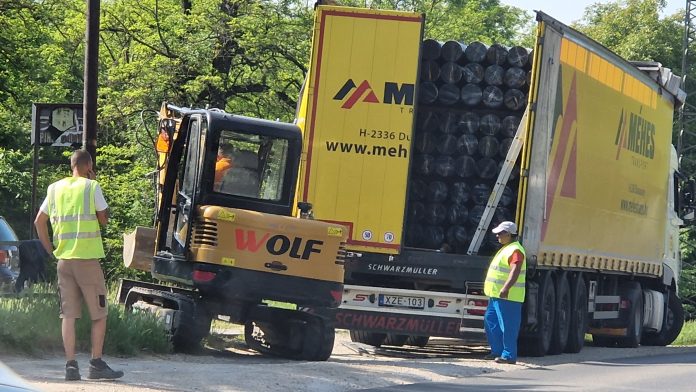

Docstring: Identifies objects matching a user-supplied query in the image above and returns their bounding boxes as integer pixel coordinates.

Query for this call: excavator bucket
[123,226,156,271]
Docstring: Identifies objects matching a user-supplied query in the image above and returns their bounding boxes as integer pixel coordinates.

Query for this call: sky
[499,0,683,25]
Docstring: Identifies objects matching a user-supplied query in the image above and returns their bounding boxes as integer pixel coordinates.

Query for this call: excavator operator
[214,143,235,190]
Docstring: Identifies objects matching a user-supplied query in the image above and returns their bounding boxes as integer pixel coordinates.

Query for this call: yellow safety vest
[47,177,105,259]
[484,241,526,302]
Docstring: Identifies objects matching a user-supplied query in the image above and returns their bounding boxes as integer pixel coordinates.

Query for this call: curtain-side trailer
[296,6,692,356]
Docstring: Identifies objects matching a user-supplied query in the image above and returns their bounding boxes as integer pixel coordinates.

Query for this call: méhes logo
[333,79,414,109]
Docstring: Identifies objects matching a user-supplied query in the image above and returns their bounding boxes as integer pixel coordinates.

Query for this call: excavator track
[244,306,335,361]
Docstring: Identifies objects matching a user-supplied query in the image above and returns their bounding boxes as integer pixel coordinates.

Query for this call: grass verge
[672,320,696,346]
[0,284,171,356]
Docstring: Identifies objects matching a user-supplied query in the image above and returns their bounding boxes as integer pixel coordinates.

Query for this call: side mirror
[297,202,314,220]
[679,179,696,222]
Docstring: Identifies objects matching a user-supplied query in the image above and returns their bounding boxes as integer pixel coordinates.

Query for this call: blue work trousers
[484,297,522,360]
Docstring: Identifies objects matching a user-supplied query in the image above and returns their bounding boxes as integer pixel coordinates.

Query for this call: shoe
[65,360,81,381]
[88,358,124,380]
[494,356,517,364]
[483,353,498,360]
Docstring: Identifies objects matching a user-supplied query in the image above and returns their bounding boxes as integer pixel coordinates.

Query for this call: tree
[574,0,682,69]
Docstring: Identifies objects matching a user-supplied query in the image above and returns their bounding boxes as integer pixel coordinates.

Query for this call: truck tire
[564,273,588,353]
[383,334,409,346]
[405,335,430,347]
[617,282,643,348]
[349,330,386,347]
[520,271,555,357]
[642,290,684,346]
[548,272,570,354]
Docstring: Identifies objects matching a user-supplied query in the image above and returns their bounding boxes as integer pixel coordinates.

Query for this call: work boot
[65,360,81,381]
[88,358,124,380]
[494,356,517,364]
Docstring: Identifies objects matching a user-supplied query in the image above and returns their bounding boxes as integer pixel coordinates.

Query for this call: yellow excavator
[118,103,348,360]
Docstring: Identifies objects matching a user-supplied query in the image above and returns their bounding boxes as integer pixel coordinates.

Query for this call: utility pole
[83,0,100,165]
[679,0,696,170]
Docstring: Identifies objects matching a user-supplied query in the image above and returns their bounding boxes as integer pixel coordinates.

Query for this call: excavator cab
[120,103,347,360]
[156,106,303,260]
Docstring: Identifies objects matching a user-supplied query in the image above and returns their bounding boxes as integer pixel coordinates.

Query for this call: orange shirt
[509,249,524,266]
[215,157,234,184]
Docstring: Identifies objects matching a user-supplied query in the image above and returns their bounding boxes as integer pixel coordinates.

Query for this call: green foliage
[574,0,682,69]
[0,0,86,149]
[672,320,696,345]
[0,284,171,356]
[0,150,34,239]
[339,0,531,45]
[95,145,157,282]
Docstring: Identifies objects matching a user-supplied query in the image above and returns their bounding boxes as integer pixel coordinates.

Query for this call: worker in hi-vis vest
[34,150,124,381]
[483,221,526,364]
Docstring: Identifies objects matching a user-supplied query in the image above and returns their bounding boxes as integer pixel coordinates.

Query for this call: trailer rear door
[296,6,423,254]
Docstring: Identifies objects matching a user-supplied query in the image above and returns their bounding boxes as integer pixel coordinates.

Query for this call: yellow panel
[575,46,587,73]
[560,39,570,64]
[598,57,608,85]
[297,6,423,254]
[567,41,577,68]
[612,66,623,92]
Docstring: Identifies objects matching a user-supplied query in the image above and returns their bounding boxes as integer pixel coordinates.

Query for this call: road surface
[361,349,696,391]
[2,331,695,392]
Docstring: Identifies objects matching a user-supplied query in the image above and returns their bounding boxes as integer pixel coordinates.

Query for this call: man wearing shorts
[35,150,124,381]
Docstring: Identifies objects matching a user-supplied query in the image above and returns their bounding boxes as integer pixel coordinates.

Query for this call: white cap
[492,221,517,235]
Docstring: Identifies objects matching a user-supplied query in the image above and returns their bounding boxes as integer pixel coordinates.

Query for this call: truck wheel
[617,282,643,348]
[564,273,588,353]
[521,271,555,357]
[383,334,409,346]
[405,335,430,347]
[349,330,386,347]
[642,290,684,346]
[548,272,570,354]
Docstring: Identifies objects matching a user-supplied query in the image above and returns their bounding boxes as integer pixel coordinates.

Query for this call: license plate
[378,294,425,309]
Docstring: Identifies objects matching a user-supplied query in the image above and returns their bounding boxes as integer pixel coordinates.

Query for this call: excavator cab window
[170,116,206,253]
[213,130,289,201]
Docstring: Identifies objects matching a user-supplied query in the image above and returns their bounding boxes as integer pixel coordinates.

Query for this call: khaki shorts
[57,259,108,320]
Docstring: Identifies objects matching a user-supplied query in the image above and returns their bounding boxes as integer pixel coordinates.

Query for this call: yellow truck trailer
[297,7,693,356]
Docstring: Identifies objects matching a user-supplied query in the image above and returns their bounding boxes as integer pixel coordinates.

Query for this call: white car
[0,361,39,391]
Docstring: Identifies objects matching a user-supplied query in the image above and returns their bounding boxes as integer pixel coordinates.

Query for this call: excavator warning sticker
[328,227,344,237]
[221,257,236,266]
[217,210,236,222]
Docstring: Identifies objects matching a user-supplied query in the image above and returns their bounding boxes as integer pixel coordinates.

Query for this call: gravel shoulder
[3,329,696,392]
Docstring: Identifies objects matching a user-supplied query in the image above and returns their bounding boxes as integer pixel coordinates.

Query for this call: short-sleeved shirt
[509,249,524,266]
[39,181,108,214]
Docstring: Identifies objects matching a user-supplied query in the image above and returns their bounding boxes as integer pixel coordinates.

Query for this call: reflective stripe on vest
[48,177,105,259]
[484,241,526,302]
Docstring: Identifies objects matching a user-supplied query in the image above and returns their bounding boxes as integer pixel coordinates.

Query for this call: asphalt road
[360,350,696,391]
